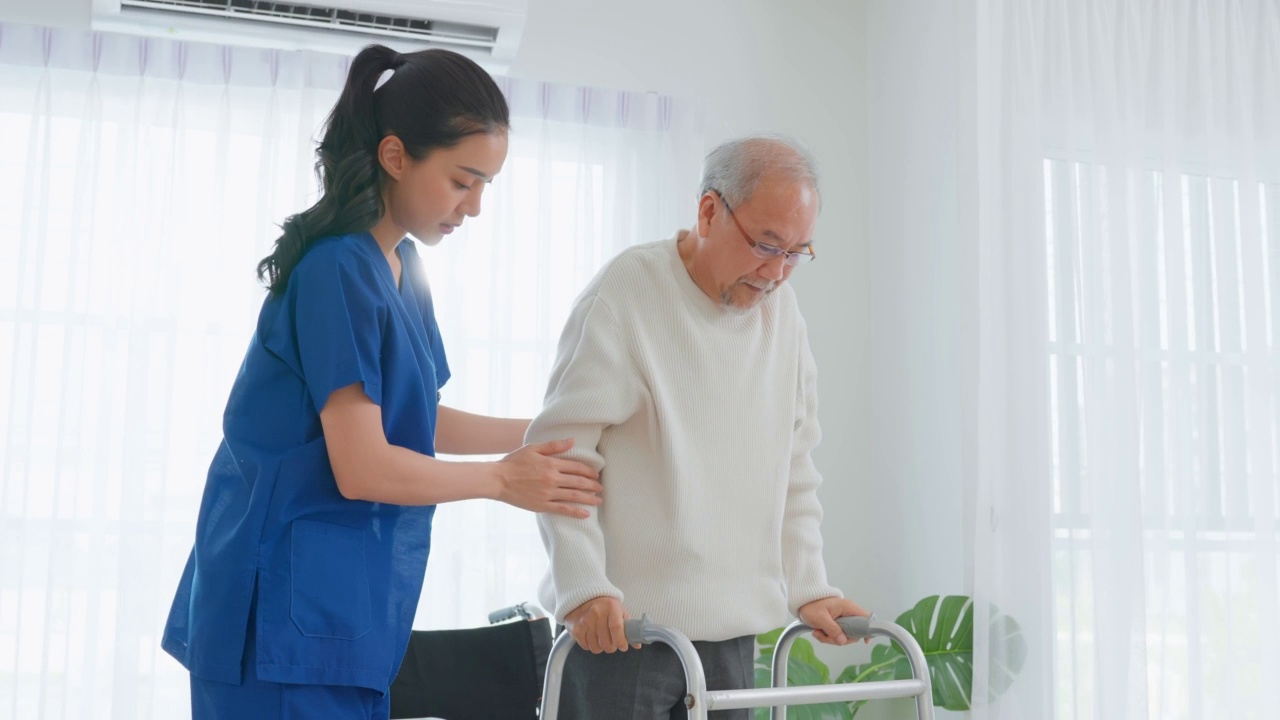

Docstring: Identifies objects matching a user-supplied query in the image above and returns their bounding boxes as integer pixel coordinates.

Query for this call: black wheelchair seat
[389,611,553,720]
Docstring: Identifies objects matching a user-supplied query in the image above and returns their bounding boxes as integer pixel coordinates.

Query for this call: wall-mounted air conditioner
[89,0,527,73]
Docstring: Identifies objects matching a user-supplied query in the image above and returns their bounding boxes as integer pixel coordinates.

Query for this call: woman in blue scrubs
[161,44,603,719]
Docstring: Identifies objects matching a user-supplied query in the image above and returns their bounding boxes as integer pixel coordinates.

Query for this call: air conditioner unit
[88,0,527,73]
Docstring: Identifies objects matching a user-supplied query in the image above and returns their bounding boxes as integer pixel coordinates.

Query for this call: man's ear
[695,192,718,238]
[377,135,407,180]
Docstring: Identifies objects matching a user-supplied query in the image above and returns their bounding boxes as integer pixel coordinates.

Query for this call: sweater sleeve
[529,293,644,623]
[782,321,843,614]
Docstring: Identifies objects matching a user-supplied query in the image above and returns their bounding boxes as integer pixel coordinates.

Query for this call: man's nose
[759,255,788,281]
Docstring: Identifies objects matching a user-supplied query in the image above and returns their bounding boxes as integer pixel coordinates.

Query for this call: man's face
[695,176,819,311]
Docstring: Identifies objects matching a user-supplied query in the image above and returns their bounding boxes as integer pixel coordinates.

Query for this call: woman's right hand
[494,438,602,518]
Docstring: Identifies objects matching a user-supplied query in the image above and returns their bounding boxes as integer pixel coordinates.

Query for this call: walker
[538,614,935,719]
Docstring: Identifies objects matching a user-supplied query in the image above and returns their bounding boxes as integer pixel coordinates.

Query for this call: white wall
[864,0,970,601]
[514,0,877,620]
[860,0,973,715]
[0,0,89,28]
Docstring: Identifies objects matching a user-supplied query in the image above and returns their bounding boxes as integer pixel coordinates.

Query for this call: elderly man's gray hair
[698,134,821,208]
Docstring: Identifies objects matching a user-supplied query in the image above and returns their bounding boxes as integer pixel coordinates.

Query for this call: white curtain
[0,22,702,719]
[970,1,1280,718]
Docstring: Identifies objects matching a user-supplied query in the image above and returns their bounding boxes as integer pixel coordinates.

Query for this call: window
[1044,158,1279,718]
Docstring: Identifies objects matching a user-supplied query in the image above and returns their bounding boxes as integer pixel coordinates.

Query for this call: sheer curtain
[969,1,1280,718]
[0,22,702,719]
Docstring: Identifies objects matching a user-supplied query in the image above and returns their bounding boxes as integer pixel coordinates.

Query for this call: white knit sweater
[528,232,840,642]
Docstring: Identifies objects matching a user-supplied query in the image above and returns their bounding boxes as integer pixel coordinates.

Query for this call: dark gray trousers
[552,633,756,719]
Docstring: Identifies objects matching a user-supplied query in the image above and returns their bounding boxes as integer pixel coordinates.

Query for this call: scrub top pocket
[290,520,372,640]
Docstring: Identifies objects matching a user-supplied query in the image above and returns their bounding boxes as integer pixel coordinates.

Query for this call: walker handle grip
[624,615,654,645]
[835,614,877,639]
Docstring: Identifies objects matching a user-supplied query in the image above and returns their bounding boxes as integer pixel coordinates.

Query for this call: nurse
[161,44,602,719]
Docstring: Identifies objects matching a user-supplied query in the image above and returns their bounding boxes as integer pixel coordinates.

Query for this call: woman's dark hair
[257,44,510,295]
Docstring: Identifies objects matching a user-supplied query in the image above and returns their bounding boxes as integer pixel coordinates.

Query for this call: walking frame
[538,614,935,719]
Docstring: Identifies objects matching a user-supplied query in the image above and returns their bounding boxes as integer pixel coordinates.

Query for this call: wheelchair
[389,603,552,720]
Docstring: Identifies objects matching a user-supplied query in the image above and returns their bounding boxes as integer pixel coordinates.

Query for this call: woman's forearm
[435,405,530,455]
[344,445,503,505]
[320,385,599,515]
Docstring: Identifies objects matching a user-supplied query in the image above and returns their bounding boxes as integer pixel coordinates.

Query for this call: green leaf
[882,595,969,710]
[757,626,785,649]
[885,595,1027,711]
[755,664,771,687]
[836,657,897,686]
[985,613,1028,698]
[786,637,830,684]
[834,665,863,685]
[755,635,832,685]
[753,596,1026,716]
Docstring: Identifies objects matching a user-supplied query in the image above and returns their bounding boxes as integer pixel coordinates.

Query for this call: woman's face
[381,130,509,246]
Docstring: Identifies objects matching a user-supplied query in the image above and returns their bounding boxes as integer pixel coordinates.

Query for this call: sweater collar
[666,230,772,325]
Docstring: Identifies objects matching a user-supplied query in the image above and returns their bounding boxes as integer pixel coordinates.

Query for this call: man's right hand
[563,596,636,654]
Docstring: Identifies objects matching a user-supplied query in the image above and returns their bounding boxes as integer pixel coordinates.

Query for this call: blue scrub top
[162,232,450,693]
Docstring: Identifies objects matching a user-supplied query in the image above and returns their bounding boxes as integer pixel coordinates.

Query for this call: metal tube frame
[539,616,935,720]
[769,618,934,720]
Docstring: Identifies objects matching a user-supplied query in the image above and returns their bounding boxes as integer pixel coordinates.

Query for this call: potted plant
[753,595,1027,719]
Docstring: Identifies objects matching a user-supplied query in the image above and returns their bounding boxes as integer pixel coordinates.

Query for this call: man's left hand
[797,597,871,646]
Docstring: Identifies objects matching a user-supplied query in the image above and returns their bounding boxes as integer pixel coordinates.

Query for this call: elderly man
[529,134,866,718]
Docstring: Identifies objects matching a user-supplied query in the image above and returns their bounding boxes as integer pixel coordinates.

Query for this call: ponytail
[256,44,509,295]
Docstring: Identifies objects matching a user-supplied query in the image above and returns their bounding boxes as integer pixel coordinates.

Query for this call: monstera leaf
[880,595,1027,710]
[753,595,1027,717]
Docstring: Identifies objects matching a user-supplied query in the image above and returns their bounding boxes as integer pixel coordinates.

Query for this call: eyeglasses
[714,191,816,266]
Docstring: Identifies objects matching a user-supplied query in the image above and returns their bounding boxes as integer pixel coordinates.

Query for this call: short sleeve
[290,249,388,412]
